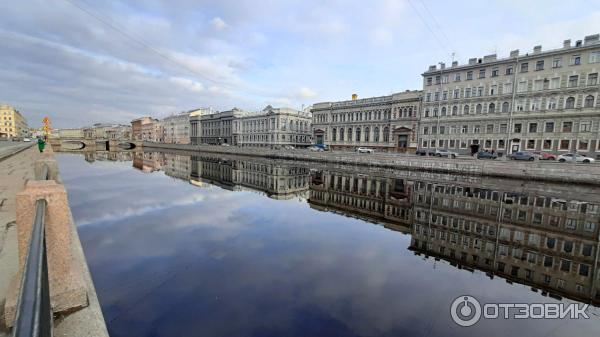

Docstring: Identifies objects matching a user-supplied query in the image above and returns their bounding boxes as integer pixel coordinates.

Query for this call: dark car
[509,151,535,161]
[477,151,498,159]
[415,149,429,156]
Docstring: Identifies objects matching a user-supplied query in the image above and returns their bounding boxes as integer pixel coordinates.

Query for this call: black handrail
[12,163,52,337]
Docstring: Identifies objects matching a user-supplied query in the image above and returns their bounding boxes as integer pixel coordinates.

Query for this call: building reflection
[80,150,600,306]
[84,151,134,163]
[309,168,600,307]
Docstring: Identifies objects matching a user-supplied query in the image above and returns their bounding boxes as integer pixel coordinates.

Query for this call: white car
[309,146,324,152]
[434,148,459,158]
[357,147,374,154]
[557,153,595,163]
[23,138,31,142]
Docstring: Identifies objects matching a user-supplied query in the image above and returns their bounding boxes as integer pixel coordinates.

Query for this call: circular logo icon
[450,295,482,327]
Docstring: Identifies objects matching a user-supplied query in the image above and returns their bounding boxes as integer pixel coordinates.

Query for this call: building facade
[0,104,29,139]
[232,105,312,148]
[162,112,191,144]
[194,108,246,145]
[131,117,155,141]
[420,34,600,157]
[311,91,422,152]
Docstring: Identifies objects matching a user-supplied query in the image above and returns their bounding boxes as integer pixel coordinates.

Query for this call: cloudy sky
[1,0,599,128]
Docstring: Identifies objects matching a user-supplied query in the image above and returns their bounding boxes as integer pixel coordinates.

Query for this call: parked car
[534,151,556,160]
[314,144,330,151]
[434,149,458,158]
[557,153,595,163]
[357,147,375,154]
[509,151,536,161]
[23,138,31,142]
[477,151,497,159]
[221,143,230,146]
[283,145,295,150]
[309,146,324,152]
[415,148,431,156]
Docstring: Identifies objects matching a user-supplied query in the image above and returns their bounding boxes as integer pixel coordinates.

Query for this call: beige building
[311,91,422,152]
[420,34,600,157]
[232,105,312,148]
[131,116,155,141]
[162,112,191,144]
[0,104,29,139]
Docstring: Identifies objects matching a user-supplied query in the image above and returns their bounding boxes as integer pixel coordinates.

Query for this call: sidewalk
[0,146,39,336]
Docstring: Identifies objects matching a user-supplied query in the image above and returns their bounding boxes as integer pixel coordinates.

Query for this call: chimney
[428,65,437,71]
[468,58,477,65]
[510,49,519,58]
[584,34,600,45]
[483,54,497,62]
[576,40,583,47]
[533,45,542,54]
[563,39,571,48]
[439,62,446,70]
[451,61,458,67]
[352,93,358,101]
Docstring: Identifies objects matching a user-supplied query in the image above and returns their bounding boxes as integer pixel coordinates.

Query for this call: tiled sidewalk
[0,146,39,335]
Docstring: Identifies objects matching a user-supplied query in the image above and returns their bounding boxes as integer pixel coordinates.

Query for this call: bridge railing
[12,164,53,337]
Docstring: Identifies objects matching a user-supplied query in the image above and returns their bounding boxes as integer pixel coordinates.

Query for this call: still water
[57,150,600,337]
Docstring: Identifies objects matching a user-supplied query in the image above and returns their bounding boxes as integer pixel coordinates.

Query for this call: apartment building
[191,108,247,145]
[162,112,191,144]
[311,91,422,152]
[0,104,29,139]
[232,105,312,148]
[131,116,155,141]
[420,34,600,157]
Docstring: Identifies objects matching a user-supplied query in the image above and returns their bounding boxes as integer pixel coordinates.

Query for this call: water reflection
[57,150,600,337]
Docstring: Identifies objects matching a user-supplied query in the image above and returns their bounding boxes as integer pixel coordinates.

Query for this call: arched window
[425,109,430,117]
[348,128,352,141]
[502,102,509,113]
[476,104,482,114]
[433,108,438,117]
[566,96,576,109]
[441,107,447,116]
[374,127,380,142]
[452,106,458,115]
[383,127,390,142]
[463,105,470,114]
[584,95,595,108]
[340,128,344,141]
[356,127,361,142]
[488,103,495,113]
[365,127,370,142]
[408,107,413,116]
[332,128,337,141]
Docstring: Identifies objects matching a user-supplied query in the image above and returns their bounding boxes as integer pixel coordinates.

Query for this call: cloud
[298,87,317,98]
[210,17,228,30]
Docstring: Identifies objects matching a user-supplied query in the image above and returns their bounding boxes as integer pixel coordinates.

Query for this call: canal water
[57,151,600,337]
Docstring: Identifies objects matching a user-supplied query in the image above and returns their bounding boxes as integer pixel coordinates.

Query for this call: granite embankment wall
[143,142,600,185]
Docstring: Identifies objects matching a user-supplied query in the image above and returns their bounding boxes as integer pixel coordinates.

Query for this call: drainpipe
[506,57,519,158]
[435,64,444,150]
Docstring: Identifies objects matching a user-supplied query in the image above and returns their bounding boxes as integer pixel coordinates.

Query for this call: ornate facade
[421,34,600,157]
[232,105,312,148]
[191,108,246,145]
[311,91,422,152]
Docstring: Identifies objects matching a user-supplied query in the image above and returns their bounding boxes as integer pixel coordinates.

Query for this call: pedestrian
[37,137,45,153]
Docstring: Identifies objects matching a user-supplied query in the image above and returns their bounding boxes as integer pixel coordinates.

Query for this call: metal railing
[12,164,52,337]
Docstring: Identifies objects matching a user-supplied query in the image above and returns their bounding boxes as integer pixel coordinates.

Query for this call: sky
[1,0,600,128]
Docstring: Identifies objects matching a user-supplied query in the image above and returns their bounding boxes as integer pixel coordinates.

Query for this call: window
[529,123,538,133]
[590,51,600,63]
[534,79,544,91]
[365,127,370,141]
[517,81,527,92]
[374,127,379,142]
[498,139,505,148]
[356,127,361,141]
[545,122,554,132]
[520,62,528,72]
[442,91,448,100]
[463,105,470,114]
[464,88,471,98]
[492,68,499,77]
[501,102,510,113]
[514,123,522,133]
[503,83,512,94]
[535,60,544,71]
[434,92,440,101]
[506,66,513,75]
[543,139,552,150]
[426,77,432,86]
[442,75,449,83]
[479,69,486,78]
[488,103,495,113]
[568,75,579,87]
[466,71,473,80]
[588,73,598,86]
[527,139,536,149]
[474,125,481,133]
[571,55,581,65]
[486,124,494,133]
[452,106,458,115]
[499,124,507,133]
[578,140,589,151]
[549,77,560,89]
[476,104,482,114]
[547,98,557,110]
[435,75,441,84]
[563,121,573,132]
[560,139,570,150]
[441,107,447,116]
[490,85,497,95]
[461,125,468,133]
[560,259,571,272]
[566,97,576,109]
[580,121,592,133]
[454,73,461,81]
[426,93,431,102]
[383,127,389,142]
[552,58,562,68]
[453,89,459,99]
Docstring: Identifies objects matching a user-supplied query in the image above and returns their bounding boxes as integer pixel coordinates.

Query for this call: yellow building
[0,104,29,139]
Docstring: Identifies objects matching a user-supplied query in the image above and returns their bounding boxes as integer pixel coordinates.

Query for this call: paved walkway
[0,146,39,336]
